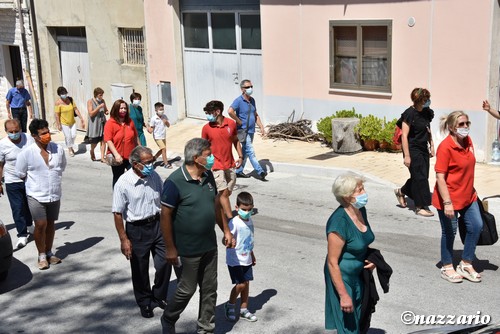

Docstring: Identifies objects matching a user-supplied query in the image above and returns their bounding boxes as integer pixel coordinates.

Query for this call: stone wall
[0,3,39,120]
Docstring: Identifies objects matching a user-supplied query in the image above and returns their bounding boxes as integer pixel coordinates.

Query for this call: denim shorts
[227,264,253,284]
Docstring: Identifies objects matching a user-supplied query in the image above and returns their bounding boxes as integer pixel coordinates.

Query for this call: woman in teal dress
[128,92,149,146]
[325,173,375,334]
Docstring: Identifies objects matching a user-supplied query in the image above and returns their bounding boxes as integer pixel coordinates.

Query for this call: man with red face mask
[16,119,67,270]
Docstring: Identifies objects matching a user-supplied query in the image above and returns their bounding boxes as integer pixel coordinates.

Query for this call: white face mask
[132,99,141,106]
[456,127,470,138]
[157,110,164,116]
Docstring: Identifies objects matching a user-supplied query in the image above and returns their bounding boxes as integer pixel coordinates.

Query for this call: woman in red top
[104,99,138,187]
[432,111,482,283]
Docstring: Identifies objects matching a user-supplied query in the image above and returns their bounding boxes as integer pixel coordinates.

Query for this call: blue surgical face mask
[133,99,141,106]
[423,99,431,108]
[203,154,215,170]
[238,208,252,220]
[141,163,154,176]
[352,193,368,209]
[206,114,216,122]
[60,94,68,100]
[7,132,21,141]
[245,88,253,96]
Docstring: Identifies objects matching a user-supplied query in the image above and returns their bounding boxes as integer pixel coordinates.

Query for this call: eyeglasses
[242,86,253,89]
[457,121,471,127]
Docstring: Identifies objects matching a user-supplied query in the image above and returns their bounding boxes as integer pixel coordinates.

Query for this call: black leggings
[401,148,431,207]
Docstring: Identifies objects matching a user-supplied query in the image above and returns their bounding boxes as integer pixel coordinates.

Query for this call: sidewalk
[2,117,500,197]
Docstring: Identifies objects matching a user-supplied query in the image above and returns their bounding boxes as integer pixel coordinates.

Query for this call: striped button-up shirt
[112,168,163,222]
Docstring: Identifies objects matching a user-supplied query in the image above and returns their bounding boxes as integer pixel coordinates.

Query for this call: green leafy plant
[317,108,361,143]
[355,114,383,141]
[379,118,399,144]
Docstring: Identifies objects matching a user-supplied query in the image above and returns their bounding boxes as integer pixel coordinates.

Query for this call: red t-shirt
[201,117,237,170]
[104,118,138,159]
[432,135,477,210]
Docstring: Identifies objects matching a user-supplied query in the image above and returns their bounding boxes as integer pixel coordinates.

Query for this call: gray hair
[184,138,211,165]
[16,80,24,87]
[129,146,153,165]
[332,173,366,206]
[240,79,251,88]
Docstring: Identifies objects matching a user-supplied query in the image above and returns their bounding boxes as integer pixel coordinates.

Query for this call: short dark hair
[93,87,104,97]
[411,88,431,106]
[203,100,224,114]
[57,86,68,95]
[109,99,131,123]
[154,102,164,110]
[236,191,254,206]
[29,118,49,136]
[130,92,142,102]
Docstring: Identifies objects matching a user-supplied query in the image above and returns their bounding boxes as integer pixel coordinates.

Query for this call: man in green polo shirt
[160,137,233,334]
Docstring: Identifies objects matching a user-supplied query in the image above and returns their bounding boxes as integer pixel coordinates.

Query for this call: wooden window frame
[329,20,392,93]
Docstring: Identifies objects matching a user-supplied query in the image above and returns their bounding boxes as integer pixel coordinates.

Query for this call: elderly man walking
[228,79,267,181]
[0,119,34,248]
[112,146,176,319]
[16,119,66,270]
[6,80,33,133]
[160,138,233,334]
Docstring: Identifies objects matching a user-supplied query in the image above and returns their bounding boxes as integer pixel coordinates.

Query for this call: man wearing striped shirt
[112,146,174,319]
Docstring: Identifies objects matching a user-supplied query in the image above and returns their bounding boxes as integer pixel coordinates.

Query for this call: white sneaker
[16,236,28,249]
[27,225,35,234]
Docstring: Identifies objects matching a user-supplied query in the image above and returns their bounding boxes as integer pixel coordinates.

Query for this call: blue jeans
[236,133,264,175]
[5,182,33,237]
[438,200,482,265]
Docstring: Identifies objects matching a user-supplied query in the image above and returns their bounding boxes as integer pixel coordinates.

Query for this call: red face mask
[38,133,51,145]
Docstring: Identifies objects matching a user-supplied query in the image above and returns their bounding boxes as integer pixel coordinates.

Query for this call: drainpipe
[26,0,45,120]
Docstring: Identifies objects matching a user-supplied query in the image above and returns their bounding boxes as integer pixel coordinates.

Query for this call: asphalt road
[1,147,499,334]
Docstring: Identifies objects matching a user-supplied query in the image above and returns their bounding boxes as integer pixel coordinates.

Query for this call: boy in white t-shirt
[224,191,257,322]
[148,102,171,168]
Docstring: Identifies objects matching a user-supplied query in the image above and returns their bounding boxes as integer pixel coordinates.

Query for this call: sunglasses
[242,85,253,89]
[457,121,471,127]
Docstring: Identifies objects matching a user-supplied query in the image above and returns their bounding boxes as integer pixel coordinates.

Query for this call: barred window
[120,28,145,65]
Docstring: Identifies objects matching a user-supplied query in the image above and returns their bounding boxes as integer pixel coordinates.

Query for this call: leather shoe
[236,172,250,178]
[153,298,168,310]
[140,305,154,318]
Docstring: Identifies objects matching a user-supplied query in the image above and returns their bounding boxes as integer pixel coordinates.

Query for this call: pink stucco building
[145,0,500,161]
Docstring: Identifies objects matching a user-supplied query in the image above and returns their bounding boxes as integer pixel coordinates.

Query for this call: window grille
[120,28,145,65]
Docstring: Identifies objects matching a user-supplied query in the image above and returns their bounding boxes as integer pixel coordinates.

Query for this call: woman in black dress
[394,88,435,217]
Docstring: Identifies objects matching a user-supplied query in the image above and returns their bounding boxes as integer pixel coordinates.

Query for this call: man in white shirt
[112,146,176,319]
[0,119,34,248]
[16,119,66,270]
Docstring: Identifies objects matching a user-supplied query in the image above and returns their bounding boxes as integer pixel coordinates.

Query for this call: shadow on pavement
[0,257,33,294]
[434,251,499,274]
[55,236,104,260]
[55,220,76,231]
[216,288,277,334]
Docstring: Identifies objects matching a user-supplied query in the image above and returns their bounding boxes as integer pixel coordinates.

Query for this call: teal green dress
[324,206,375,334]
[129,104,146,146]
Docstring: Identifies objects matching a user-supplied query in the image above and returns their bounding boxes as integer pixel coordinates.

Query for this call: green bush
[317,108,360,143]
[379,118,399,144]
[355,114,383,141]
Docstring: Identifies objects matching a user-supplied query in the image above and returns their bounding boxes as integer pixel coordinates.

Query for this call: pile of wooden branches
[266,118,320,142]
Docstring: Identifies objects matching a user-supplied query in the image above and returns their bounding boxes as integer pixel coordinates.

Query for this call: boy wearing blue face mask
[149,102,171,168]
[224,191,258,322]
